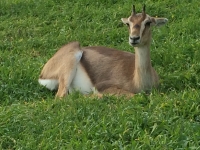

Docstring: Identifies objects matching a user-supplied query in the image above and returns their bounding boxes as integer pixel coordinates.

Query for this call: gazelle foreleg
[96,81,134,98]
[102,87,134,98]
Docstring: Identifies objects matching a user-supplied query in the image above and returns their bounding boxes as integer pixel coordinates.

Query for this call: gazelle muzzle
[129,36,140,45]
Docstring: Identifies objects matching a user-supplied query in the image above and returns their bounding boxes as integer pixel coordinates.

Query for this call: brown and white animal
[38,5,168,98]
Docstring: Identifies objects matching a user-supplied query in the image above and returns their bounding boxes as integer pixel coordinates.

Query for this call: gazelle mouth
[129,42,139,46]
[129,38,140,46]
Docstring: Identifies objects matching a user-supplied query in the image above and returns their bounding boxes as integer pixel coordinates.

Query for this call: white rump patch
[38,79,58,91]
[70,64,94,94]
[74,51,83,63]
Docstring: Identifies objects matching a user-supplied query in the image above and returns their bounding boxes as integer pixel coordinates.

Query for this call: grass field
[0,0,200,149]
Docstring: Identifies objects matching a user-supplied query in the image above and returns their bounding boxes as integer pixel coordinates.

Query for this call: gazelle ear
[151,17,168,26]
[121,18,129,24]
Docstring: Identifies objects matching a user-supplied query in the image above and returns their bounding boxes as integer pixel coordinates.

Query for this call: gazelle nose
[130,36,140,41]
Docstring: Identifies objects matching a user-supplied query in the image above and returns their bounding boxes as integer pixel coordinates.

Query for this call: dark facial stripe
[134,24,140,29]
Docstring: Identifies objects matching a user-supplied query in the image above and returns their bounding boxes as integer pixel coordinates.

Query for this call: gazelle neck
[133,43,153,92]
[134,44,151,71]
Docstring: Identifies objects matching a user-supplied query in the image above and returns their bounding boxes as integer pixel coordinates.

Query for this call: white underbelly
[70,64,94,94]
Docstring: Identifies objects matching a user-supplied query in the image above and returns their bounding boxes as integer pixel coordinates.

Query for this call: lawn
[0,0,200,149]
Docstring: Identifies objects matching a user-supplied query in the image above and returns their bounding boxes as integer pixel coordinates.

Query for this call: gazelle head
[122,5,168,47]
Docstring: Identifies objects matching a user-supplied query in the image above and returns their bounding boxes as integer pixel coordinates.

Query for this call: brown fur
[39,42,82,97]
[80,47,135,92]
[39,42,81,79]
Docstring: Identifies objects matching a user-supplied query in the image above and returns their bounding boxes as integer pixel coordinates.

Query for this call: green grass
[0,0,200,149]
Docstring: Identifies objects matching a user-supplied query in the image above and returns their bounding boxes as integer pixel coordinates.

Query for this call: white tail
[39,5,168,98]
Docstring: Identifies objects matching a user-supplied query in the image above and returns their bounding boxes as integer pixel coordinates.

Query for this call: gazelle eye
[126,23,130,27]
[145,21,151,26]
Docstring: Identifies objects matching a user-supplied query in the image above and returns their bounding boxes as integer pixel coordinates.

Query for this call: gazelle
[38,5,168,98]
